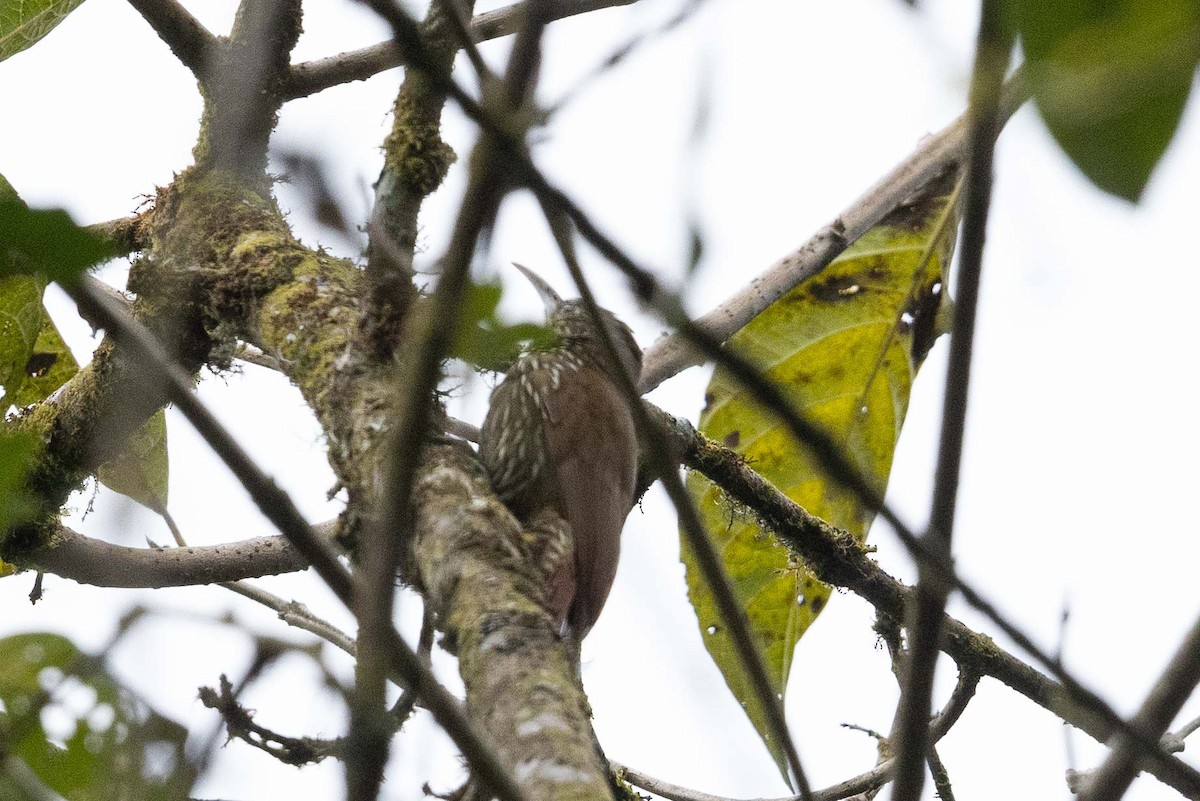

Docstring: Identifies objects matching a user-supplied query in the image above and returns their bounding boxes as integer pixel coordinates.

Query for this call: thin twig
[62,275,528,801]
[441,0,496,81]
[889,3,1011,797]
[926,746,956,801]
[1171,714,1200,743]
[1079,611,1200,801]
[541,205,812,799]
[284,0,639,99]
[222,580,357,657]
[544,0,705,116]
[389,605,436,722]
[444,415,481,442]
[125,0,216,79]
[200,674,345,764]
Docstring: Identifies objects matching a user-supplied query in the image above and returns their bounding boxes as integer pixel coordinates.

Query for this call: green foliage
[0,200,113,284]
[97,410,170,512]
[451,279,555,372]
[0,173,17,202]
[0,430,38,538]
[11,311,77,407]
[0,175,168,512]
[0,0,88,62]
[0,632,195,800]
[0,276,45,402]
[682,173,959,783]
[1008,0,1200,201]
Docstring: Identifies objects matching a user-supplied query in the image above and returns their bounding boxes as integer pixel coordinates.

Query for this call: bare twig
[1171,713,1200,743]
[389,605,436,723]
[444,415,481,442]
[284,0,639,99]
[1079,611,1200,801]
[125,0,216,79]
[926,746,956,801]
[200,674,345,764]
[222,580,357,657]
[440,0,496,81]
[545,0,705,116]
[63,274,528,801]
[888,4,1011,798]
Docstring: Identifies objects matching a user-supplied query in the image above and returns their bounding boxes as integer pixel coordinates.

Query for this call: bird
[478,264,642,640]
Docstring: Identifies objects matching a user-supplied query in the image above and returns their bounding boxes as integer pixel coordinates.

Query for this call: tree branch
[284,0,639,99]
[7,522,314,587]
[352,2,611,798]
[125,0,217,79]
[62,274,529,801]
[88,211,153,257]
[413,443,612,801]
[359,0,477,360]
[201,0,303,182]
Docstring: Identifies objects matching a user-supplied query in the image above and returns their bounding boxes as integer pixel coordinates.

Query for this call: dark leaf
[1010,0,1200,201]
[0,201,115,284]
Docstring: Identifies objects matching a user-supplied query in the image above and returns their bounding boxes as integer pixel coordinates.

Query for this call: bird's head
[513,263,643,382]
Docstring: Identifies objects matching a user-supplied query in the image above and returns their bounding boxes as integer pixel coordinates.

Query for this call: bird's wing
[543,367,639,637]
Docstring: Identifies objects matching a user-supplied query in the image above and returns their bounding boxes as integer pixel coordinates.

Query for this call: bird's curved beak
[512,263,563,317]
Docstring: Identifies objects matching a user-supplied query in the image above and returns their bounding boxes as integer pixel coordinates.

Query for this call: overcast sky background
[3,0,1200,799]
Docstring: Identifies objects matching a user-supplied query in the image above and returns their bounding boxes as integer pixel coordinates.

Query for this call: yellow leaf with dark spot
[682,170,960,785]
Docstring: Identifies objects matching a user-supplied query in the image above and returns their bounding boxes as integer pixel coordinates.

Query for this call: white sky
[2,1,1200,799]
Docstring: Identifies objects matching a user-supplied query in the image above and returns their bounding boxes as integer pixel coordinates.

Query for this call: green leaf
[12,306,78,407]
[0,200,114,284]
[0,173,18,203]
[0,268,170,510]
[451,279,555,371]
[97,411,170,511]
[682,172,960,784]
[0,429,39,537]
[1010,0,1200,201]
[0,0,88,63]
[0,275,46,404]
[0,632,196,801]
